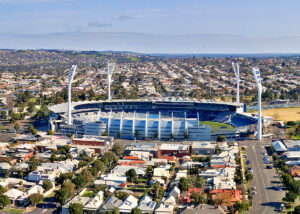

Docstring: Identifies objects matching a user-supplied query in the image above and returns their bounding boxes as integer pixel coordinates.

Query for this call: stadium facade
[48,99,260,141]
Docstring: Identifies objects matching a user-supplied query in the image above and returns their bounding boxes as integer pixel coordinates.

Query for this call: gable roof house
[119,195,138,213]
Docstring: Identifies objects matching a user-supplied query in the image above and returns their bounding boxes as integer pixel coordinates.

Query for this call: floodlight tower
[67,65,77,125]
[252,67,262,140]
[232,62,240,103]
[107,63,115,101]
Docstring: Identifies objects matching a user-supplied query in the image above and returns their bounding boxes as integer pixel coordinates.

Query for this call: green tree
[190,191,207,204]
[54,188,69,205]
[29,193,44,206]
[0,111,7,120]
[126,169,137,183]
[14,122,20,133]
[114,207,120,214]
[69,203,83,214]
[179,177,189,191]
[217,135,226,142]
[0,185,7,194]
[63,179,75,196]
[294,205,300,214]
[47,130,54,135]
[60,145,71,155]
[42,180,53,192]
[131,208,142,214]
[29,156,39,172]
[112,142,125,157]
[93,160,105,171]
[0,195,10,208]
[73,176,86,189]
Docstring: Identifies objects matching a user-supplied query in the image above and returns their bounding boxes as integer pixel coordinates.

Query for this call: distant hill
[1,32,300,54]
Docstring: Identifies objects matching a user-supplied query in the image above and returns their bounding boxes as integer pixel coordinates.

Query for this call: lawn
[7,208,24,213]
[250,107,300,122]
[82,191,95,198]
[199,121,235,130]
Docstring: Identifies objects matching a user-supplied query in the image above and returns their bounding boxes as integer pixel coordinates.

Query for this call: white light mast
[67,65,77,125]
[107,63,115,101]
[232,62,240,103]
[252,67,262,140]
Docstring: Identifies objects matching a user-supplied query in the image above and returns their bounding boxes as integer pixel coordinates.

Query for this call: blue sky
[0,0,299,37]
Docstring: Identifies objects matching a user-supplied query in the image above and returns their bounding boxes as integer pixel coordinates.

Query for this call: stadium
[48,98,260,141]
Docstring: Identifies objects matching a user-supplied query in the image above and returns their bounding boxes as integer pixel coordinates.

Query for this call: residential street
[245,144,284,214]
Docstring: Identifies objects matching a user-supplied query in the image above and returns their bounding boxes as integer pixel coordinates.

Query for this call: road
[245,144,284,214]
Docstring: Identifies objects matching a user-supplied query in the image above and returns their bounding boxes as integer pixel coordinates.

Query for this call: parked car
[248,167,252,171]
[244,154,248,159]
[266,165,273,169]
[251,186,256,190]
[252,191,257,195]
[247,160,251,165]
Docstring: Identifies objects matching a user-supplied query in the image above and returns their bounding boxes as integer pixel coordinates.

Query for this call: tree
[42,180,53,192]
[47,130,54,135]
[0,185,7,194]
[126,169,137,183]
[81,169,93,183]
[93,160,105,171]
[0,111,7,120]
[29,156,38,172]
[283,191,297,203]
[63,179,75,197]
[217,135,226,142]
[114,207,120,214]
[131,208,142,214]
[195,177,205,188]
[73,176,86,189]
[29,193,44,206]
[0,195,10,208]
[112,142,125,157]
[190,191,207,204]
[54,188,69,205]
[14,122,20,133]
[69,203,83,214]
[60,145,71,155]
[294,205,300,214]
[179,177,189,191]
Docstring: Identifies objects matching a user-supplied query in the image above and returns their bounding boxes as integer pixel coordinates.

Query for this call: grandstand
[49,99,259,141]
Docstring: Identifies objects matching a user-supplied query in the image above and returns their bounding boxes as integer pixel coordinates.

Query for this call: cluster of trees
[50,145,72,162]
[281,172,300,203]
[0,186,10,208]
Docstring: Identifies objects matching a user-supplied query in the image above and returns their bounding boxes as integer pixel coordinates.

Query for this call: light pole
[107,63,115,101]
[252,67,262,140]
[232,62,240,103]
[67,65,77,125]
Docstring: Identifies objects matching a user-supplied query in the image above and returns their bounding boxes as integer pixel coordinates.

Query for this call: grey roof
[181,204,225,214]
[99,196,122,211]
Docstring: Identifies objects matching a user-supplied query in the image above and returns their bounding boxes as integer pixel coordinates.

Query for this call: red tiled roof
[123,156,139,160]
[161,156,176,161]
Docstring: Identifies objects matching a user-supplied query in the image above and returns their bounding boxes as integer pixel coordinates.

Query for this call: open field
[252,107,300,122]
[199,121,235,130]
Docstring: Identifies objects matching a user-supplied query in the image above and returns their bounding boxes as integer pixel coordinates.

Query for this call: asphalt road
[245,144,284,214]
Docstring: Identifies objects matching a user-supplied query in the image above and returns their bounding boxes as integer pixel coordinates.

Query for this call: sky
[0,0,299,37]
[1,0,300,53]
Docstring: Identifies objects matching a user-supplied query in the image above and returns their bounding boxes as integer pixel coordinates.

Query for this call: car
[246,160,251,165]
[248,167,252,171]
[266,165,273,169]
[249,169,254,174]
[251,186,256,190]
[263,152,268,156]
[244,154,248,159]
[252,191,257,195]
